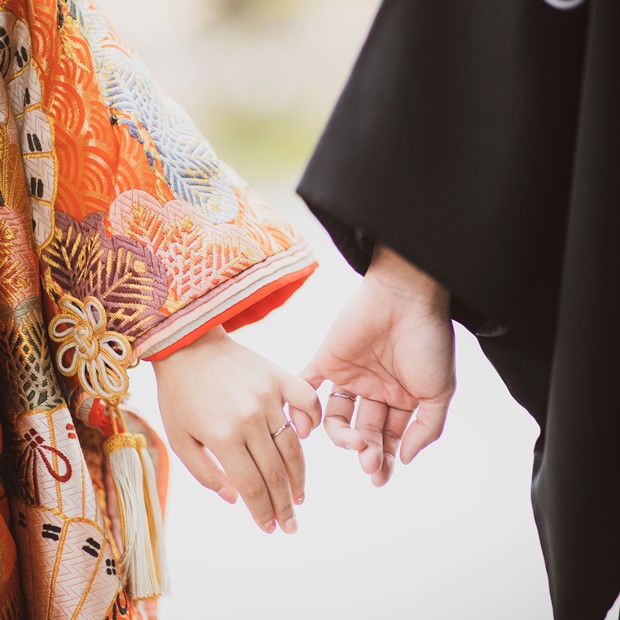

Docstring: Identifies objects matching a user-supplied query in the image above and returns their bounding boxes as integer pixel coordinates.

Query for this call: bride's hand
[153,326,321,534]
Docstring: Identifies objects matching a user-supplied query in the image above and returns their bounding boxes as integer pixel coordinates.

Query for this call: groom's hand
[295,245,455,486]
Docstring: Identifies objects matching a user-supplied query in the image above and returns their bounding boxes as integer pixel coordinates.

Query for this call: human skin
[296,244,455,486]
[153,326,322,534]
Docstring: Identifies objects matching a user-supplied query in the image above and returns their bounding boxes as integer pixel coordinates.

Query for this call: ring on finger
[270,421,291,440]
[329,391,357,403]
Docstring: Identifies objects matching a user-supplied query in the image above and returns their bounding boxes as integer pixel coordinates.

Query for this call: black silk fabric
[298,1,619,618]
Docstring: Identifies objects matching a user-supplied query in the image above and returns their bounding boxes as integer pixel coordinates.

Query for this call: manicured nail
[218,487,236,503]
[283,516,298,534]
[263,519,276,534]
[295,492,305,505]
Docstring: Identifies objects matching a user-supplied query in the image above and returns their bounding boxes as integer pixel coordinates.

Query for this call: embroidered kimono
[0,1,316,617]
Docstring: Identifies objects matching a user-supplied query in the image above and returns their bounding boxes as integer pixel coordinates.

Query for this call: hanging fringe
[135,433,169,594]
[103,405,162,600]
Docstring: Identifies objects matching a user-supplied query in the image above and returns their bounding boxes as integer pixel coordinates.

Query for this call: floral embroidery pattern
[49,296,132,400]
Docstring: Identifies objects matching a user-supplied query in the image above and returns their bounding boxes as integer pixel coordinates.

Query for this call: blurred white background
[98,1,618,618]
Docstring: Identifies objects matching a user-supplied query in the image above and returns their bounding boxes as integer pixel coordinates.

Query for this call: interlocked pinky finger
[281,373,322,439]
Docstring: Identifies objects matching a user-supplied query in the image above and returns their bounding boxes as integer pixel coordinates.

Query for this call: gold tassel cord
[48,296,167,600]
[135,433,169,594]
[103,404,162,600]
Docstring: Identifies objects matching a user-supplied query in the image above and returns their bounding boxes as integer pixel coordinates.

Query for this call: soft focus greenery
[209,0,303,21]
[185,0,376,185]
[195,106,323,185]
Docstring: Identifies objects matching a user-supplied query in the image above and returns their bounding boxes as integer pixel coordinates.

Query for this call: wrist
[366,245,450,312]
[152,325,229,372]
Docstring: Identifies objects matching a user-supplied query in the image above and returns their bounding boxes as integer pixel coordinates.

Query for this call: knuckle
[244,481,265,502]
[383,429,402,443]
[243,408,264,427]
[267,469,288,489]
[325,414,351,426]
[254,382,278,405]
[358,422,383,435]
[209,427,237,447]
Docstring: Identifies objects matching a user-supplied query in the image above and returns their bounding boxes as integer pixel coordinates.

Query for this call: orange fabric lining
[144,262,318,361]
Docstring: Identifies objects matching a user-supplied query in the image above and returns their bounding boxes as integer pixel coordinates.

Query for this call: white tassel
[104,433,161,600]
[135,433,169,594]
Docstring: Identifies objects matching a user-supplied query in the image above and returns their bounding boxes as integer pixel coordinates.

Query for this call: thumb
[399,399,449,464]
[299,359,325,391]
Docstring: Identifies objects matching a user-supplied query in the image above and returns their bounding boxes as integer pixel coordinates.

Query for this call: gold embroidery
[49,296,132,400]
[0,301,64,415]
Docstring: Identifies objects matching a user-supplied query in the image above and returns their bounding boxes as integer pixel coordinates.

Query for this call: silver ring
[329,392,357,403]
[271,422,290,439]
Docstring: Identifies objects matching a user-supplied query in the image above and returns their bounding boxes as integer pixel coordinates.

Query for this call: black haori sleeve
[297,0,587,334]
[299,3,620,618]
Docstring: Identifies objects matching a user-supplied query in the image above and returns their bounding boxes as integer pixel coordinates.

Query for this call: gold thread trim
[49,296,132,400]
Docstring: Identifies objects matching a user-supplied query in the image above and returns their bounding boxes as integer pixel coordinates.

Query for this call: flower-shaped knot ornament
[49,295,132,399]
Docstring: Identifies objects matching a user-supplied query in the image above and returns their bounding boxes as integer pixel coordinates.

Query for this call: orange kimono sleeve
[7,0,317,399]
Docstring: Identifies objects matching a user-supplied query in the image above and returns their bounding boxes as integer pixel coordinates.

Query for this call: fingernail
[263,519,276,534]
[283,516,298,534]
[295,492,305,505]
[218,487,236,503]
